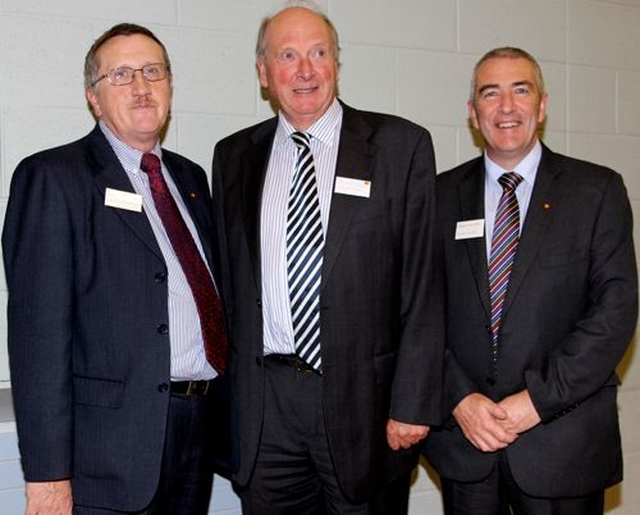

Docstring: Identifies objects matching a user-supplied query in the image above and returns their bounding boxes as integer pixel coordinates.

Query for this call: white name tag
[334,176,371,198]
[455,219,485,240]
[105,188,143,213]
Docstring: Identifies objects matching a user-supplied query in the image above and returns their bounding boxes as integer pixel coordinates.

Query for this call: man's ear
[257,59,269,90]
[86,88,102,118]
[468,100,479,130]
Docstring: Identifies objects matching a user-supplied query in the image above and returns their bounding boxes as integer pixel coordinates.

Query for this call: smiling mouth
[497,122,519,128]
[293,86,318,94]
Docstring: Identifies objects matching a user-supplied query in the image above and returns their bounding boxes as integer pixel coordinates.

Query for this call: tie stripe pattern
[286,132,324,372]
[141,152,228,375]
[488,171,524,345]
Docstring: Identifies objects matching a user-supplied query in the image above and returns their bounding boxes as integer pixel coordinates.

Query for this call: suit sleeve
[2,157,74,481]
[526,172,638,422]
[388,129,444,425]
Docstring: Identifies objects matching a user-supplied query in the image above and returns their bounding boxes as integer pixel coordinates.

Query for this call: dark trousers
[74,383,217,515]
[238,355,410,515]
[441,454,605,515]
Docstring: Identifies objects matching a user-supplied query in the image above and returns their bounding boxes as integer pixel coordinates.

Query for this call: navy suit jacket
[212,103,444,502]
[423,145,638,497]
[2,125,224,511]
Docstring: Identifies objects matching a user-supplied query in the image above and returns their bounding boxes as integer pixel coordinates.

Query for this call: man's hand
[386,418,430,450]
[25,480,72,515]
[498,390,541,435]
[453,393,518,452]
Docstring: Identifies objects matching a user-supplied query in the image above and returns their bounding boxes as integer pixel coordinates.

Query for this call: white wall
[0,1,638,513]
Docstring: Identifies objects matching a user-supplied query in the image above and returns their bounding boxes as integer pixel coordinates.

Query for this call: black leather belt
[170,380,211,396]
[265,354,318,374]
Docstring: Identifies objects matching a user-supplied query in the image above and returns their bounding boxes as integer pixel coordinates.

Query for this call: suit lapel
[502,146,562,315]
[321,107,374,286]
[87,127,164,261]
[250,107,375,289]
[242,120,277,291]
[458,160,492,317]
[163,152,215,272]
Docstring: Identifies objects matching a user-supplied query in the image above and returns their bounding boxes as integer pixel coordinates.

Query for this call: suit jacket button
[256,298,262,308]
[157,324,169,335]
[255,356,263,367]
[485,377,495,386]
[485,325,492,334]
[154,271,166,283]
[157,383,169,393]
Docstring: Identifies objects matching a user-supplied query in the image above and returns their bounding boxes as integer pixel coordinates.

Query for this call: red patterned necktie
[488,171,524,346]
[141,152,228,375]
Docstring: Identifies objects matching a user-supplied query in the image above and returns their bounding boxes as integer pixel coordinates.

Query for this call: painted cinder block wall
[0,1,638,513]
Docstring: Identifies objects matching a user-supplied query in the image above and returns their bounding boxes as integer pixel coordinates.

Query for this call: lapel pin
[543,203,551,210]
[189,191,197,199]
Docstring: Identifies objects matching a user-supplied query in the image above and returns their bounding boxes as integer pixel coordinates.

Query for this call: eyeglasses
[91,63,170,87]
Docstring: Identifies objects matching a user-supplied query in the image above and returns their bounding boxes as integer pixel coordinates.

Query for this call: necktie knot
[498,171,523,192]
[291,131,311,151]
[140,152,161,177]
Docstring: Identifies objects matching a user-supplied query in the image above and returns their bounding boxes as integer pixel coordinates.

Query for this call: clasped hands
[453,390,541,452]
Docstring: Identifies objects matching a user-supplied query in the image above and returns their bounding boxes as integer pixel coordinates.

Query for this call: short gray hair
[469,46,545,103]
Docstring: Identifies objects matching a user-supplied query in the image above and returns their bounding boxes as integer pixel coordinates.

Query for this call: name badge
[105,188,143,213]
[455,219,485,240]
[334,177,371,198]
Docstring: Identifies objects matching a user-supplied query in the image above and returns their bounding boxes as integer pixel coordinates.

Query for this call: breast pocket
[540,249,588,269]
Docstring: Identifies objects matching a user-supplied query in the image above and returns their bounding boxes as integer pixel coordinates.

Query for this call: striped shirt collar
[484,139,542,188]
[98,120,162,173]
[274,98,343,147]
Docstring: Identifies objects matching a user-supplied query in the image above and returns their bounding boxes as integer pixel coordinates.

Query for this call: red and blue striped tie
[489,172,524,345]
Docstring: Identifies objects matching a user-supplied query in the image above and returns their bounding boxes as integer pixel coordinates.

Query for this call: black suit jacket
[2,125,225,511]
[212,103,443,502]
[423,145,638,497]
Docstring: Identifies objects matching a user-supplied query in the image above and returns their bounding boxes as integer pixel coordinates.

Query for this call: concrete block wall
[0,1,638,513]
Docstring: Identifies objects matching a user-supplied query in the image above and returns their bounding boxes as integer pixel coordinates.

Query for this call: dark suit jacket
[2,125,223,511]
[212,103,443,502]
[423,144,638,497]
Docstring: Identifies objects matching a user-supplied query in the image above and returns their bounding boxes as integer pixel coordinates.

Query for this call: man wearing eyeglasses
[2,23,232,515]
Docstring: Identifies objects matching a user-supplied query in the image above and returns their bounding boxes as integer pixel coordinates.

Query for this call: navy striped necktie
[286,132,324,372]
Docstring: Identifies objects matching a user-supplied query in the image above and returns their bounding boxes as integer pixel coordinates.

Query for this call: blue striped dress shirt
[484,140,542,261]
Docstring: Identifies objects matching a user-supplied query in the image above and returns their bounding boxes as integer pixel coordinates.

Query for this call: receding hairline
[255,4,340,61]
